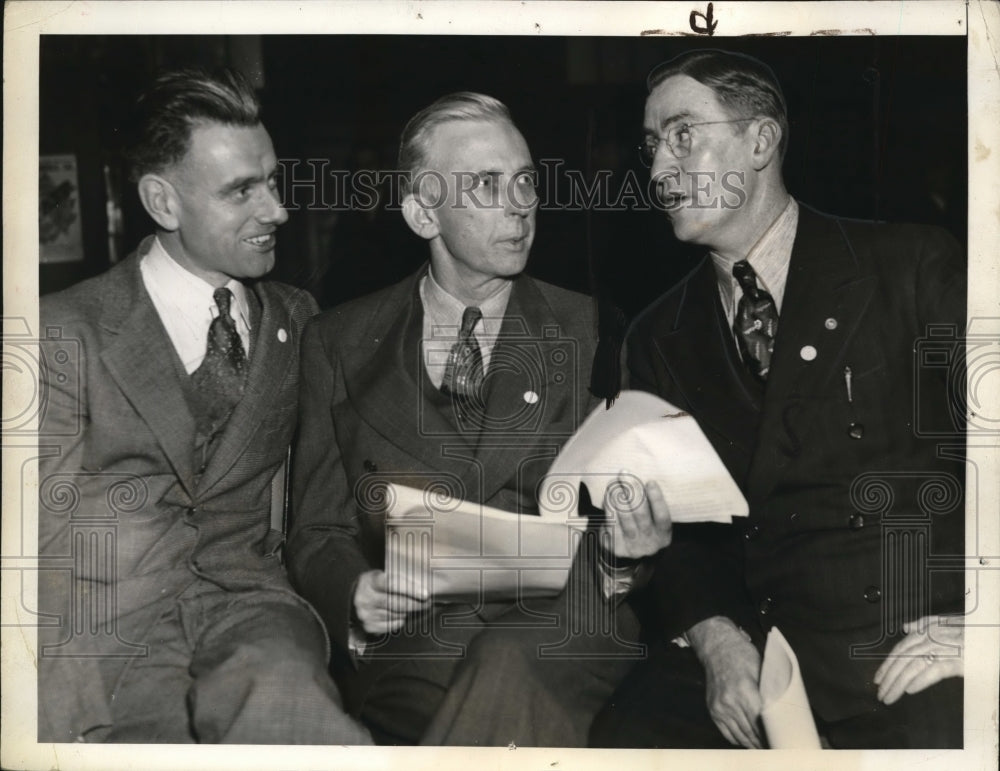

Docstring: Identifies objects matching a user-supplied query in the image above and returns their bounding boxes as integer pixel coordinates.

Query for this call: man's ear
[401,193,440,241]
[750,118,782,170]
[137,173,180,231]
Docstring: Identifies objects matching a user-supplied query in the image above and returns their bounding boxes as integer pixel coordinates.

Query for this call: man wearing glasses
[590,49,966,749]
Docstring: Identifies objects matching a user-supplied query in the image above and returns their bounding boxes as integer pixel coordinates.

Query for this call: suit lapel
[344,271,482,493]
[473,275,577,503]
[98,247,197,495]
[650,258,762,460]
[748,206,878,498]
[197,281,294,496]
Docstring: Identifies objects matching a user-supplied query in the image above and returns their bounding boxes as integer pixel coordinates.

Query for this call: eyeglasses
[638,118,755,166]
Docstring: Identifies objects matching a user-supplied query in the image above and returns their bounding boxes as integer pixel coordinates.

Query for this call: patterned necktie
[440,306,484,401]
[732,260,778,380]
[191,287,248,416]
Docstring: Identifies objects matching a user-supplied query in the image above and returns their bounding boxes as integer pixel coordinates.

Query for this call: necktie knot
[213,287,233,318]
[732,260,760,300]
[460,306,482,338]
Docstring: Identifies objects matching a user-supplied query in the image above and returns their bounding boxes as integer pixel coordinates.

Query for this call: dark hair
[647,49,789,160]
[124,67,260,182]
[397,92,513,195]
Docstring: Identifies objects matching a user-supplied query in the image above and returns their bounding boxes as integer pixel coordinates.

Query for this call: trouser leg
[187,588,371,745]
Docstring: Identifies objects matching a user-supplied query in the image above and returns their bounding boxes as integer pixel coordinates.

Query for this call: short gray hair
[397,92,513,195]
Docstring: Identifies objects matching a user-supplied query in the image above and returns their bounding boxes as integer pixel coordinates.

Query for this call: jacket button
[744,524,760,541]
[864,585,882,603]
[758,597,774,615]
[848,423,865,440]
[363,460,377,473]
[849,513,865,530]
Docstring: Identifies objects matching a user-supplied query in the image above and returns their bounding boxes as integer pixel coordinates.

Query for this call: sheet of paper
[538,390,748,523]
[759,626,822,749]
[383,483,584,603]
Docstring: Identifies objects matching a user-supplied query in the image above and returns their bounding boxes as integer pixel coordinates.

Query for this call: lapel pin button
[799,345,817,361]
[277,328,288,343]
[824,317,838,330]
[523,390,539,404]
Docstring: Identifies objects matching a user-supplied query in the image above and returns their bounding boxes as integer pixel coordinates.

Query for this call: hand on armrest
[874,614,963,705]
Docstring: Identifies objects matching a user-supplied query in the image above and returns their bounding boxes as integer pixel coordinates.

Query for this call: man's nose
[651,144,681,176]
[502,180,538,217]
[258,185,289,225]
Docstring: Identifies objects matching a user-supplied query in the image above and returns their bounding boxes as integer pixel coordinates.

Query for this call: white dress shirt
[419,269,512,388]
[140,237,252,374]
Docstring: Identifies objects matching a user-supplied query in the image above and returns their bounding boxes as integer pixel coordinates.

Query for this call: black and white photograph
[3,2,998,770]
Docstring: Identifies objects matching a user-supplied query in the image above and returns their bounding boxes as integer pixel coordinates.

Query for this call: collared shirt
[140,237,252,374]
[419,268,513,388]
[711,197,799,335]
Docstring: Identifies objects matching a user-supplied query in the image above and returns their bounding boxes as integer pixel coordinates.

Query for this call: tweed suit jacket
[37,237,320,741]
[287,266,600,652]
[626,205,967,722]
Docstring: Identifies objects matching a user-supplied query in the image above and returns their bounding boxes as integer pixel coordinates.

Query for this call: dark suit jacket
[287,266,600,652]
[626,205,966,722]
[37,237,319,740]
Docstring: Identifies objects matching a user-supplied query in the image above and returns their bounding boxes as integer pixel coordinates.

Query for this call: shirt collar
[146,236,252,331]
[421,267,512,345]
[711,197,798,315]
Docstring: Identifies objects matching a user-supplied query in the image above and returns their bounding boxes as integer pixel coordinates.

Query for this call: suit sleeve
[286,318,372,652]
[914,227,967,618]
[624,326,757,640]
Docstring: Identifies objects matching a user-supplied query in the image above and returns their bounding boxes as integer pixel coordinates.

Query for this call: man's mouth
[659,191,688,210]
[244,233,276,249]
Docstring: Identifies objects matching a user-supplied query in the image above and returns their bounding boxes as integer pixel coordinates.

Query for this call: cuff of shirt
[596,548,645,599]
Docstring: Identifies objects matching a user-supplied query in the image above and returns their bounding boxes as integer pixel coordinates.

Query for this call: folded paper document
[759,627,822,749]
[384,483,585,603]
[538,390,748,523]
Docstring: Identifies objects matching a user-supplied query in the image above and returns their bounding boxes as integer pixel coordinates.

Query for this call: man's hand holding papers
[354,569,431,636]
[378,391,744,610]
[538,390,748,526]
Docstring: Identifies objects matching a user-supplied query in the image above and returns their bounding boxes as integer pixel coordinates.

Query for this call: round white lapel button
[800,345,817,361]
[277,328,288,343]
[523,390,539,404]
[824,317,838,330]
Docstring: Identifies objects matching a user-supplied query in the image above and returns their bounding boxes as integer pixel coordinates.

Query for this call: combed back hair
[397,92,513,195]
[124,67,261,182]
[647,49,789,160]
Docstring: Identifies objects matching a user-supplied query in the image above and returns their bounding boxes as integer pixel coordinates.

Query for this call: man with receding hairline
[38,67,369,744]
[288,92,674,745]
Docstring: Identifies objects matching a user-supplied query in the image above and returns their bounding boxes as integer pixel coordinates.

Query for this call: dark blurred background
[39,34,966,320]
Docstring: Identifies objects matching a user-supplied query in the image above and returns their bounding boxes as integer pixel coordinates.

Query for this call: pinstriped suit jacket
[37,237,319,740]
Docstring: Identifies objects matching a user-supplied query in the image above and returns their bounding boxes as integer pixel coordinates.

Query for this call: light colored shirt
[140,237,252,374]
[419,269,512,388]
[711,197,798,334]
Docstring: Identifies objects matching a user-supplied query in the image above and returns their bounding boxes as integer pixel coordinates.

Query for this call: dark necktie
[732,260,778,380]
[440,306,484,401]
[191,287,248,417]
